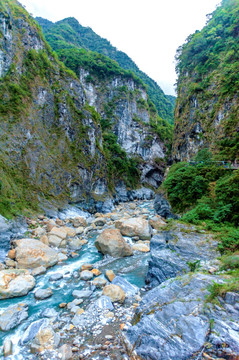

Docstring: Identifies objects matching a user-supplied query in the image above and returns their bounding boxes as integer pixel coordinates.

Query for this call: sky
[19,0,220,95]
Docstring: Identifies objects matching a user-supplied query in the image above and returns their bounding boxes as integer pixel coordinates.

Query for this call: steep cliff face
[0,1,171,218]
[173,0,239,162]
[0,0,108,217]
[79,69,167,188]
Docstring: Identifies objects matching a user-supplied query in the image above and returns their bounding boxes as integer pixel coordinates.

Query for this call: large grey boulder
[34,287,53,300]
[15,238,58,269]
[154,193,176,219]
[0,303,28,331]
[95,228,133,257]
[0,269,35,299]
[21,319,49,345]
[115,217,152,240]
[146,226,219,287]
[127,273,239,360]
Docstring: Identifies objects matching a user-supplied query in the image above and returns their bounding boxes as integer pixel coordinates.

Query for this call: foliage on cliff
[173,0,239,161]
[36,16,175,124]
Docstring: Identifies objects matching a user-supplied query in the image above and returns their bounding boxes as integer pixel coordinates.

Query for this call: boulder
[103,284,125,303]
[71,217,87,228]
[61,226,76,237]
[154,193,176,219]
[133,243,150,252]
[15,239,58,269]
[95,229,133,257]
[3,338,13,357]
[68,238,82,250]
[34,287,53,300]
[0,269,35,299]
[58,344,73,360]
[30,325,60,353]
[149,215,167,230]
[21,319,49,345]
[115,218,152,240]
[105,270,116,282]
[80,270,93,281]
[146,228,219,287]
[49,273,63,281]
[92,277,107,288]
[0,303,28,331]
[8,249,16,260]
[72,289,93,299]
[92,217,106,227]
[41,308,58,318]
[94,295,114,310]
[49,226,67,239]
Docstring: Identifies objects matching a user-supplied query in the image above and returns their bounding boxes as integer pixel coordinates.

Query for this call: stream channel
[0,200,154,359]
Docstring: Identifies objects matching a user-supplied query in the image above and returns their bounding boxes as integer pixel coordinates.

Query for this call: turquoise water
[0,201,154,358]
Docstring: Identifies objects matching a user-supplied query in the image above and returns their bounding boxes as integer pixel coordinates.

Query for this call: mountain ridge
[36,16,175,124]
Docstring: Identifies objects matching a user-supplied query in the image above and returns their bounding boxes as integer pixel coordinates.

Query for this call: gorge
[0,0,238,359]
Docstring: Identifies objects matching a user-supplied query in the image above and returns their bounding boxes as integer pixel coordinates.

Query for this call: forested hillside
[173,0,239,161]
[36,16,175,124]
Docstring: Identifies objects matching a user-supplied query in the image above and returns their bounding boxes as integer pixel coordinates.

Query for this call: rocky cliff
[36,16,176,124]
[0,0,170,218]
[173,0,239,162]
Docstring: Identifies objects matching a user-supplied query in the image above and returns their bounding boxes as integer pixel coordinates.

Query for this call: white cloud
[20,0,220,95]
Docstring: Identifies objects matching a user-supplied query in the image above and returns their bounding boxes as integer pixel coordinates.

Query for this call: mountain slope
[173,0,239,162]
[36,16,175,124]
[0,0,171,218]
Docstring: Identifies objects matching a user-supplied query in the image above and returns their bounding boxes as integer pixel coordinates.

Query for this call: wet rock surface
[146,225,219,287]
[0,199,238,360]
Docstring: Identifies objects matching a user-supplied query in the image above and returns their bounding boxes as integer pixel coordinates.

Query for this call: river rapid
[0,200,156,360]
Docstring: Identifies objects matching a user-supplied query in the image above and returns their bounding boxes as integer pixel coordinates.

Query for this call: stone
[92,277,107,288]
[58,253,68,262]
[75,226,84,235]
[71,217,87,228]
[5,259,16,267]
[59,303,67,308]
[49,226,68,239]
[115,217,152,240]
[154,193,176,219]
[30,325,60,353]
[149,215,167,230]
[31,266,47,276]
[146,229,219,287]
[81,264,93,271]
[91,268,101,276]
[33,226,46,238]
[112,276,138,297]
[46,219,56,232]
[67,299,83,310]
[92,217,106,227]
[21,319,49,345]
[103,284,126,303]
[0,269,35,299]
[49,272,63,281]
[127,273,239,360]
[41,308,58,318]
[62,226,76,237]
[72,289,93,299]
[34,287,53,300]
[8,249,16,259]
[15,239,58,269]
[94,296,114,310]
[40,235,49,245]
[132,243,150,252]
[105,270,115,282]
[58,344,73,360]
[48,235,65,247]
[95,229,133,257]
[3,338,13,357]
[0,303,28,331]
[68,238,82,250]
[80,270,93,281]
